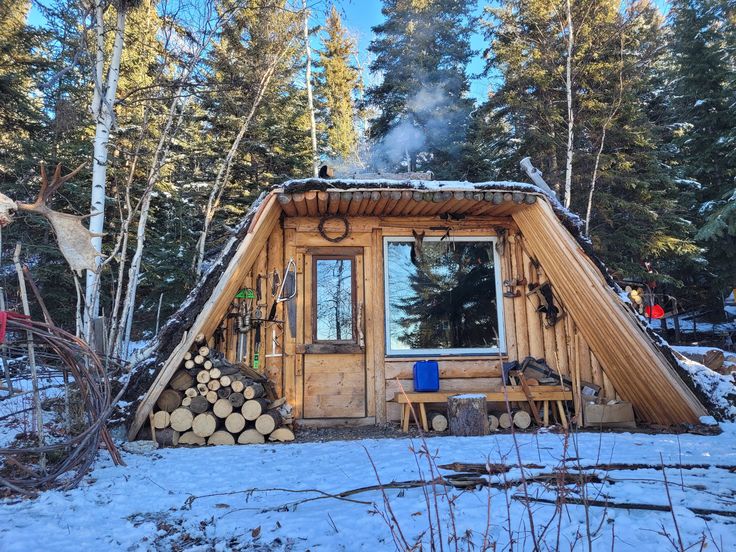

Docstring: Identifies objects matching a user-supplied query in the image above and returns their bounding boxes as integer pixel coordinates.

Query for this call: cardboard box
[583,400,636,429]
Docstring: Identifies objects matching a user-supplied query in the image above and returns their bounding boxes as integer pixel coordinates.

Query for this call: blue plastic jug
[413,360,440,392]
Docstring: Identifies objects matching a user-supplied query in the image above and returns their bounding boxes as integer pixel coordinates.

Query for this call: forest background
[0,0,733,355]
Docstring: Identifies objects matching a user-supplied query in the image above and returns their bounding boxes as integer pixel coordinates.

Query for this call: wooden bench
[393,386,574,432]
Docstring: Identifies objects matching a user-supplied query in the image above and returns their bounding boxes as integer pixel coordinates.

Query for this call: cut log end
[208,430,235,446]
[192,413,217,438]
[238,429,266,444]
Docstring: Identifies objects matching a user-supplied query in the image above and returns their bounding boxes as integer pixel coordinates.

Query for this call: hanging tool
[527,282,560,327]
[268,258,297,338]
[234,288,255,363]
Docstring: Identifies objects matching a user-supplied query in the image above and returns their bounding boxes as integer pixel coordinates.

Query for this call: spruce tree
[481,0,698,285]
[668,0,736,298]
[367,0,476,177]
[317,6,360,162]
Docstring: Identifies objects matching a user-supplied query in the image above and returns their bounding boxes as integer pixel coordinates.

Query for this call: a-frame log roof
[124,178,718,440]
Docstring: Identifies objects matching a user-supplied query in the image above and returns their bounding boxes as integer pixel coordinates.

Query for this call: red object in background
[0,311,31,344]
[645,304,665,319]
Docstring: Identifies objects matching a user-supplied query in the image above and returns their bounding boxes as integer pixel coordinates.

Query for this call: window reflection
[315,258,354,341]
[386,239,499,352]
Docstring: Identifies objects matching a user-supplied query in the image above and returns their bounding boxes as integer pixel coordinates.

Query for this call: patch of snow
[1,429,736,551]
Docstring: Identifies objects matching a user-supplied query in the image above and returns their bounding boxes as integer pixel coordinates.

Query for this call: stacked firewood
[148,334,294,446]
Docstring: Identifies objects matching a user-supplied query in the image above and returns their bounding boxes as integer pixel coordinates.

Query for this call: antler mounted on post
[0,162,102,276]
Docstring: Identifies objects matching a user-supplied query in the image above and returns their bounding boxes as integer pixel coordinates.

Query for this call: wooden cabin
[125,177,714,441]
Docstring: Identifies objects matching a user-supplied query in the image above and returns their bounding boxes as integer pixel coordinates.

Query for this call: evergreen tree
[0,0,46,178]
[481,0,698,284]
[667,0,736,295]
[367,0,476,177]
[317,6,360,162]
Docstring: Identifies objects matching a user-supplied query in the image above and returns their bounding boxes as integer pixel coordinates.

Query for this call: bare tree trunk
[13,244,44,453]
[585,35,624,236]
[85,3,127,335]
[303,0,318,177]
[563,0,574,209]
[193,48,290,278]
[117,95,192,357]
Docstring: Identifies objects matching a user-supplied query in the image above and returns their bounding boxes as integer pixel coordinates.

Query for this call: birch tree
[84,0,138,337]
[303,0,319,176]
[563,0,574,208]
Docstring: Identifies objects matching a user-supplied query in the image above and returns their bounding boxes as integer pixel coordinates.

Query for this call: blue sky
[334,0,671,101]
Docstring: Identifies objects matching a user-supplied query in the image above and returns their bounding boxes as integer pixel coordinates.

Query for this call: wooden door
[301,247,366,419]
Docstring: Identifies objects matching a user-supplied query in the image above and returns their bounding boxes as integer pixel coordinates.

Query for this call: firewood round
[238,429,265,444]
[169,370,194,391]
[255,410,282,435]
[207,379,221,391]
[229,392,245,408]
[268,427,295,442]
[428,411,448,432]
[231,380,245,393]
[179,431,205,446]
[499,412,512,429]
[217,387,232,400]
[206,391,218,404]
[154,428,179,447]
[242,398,268,421]
[170,408,194,432]
[156,389,182,413]
[181,396,192,407]
[199,346,210,357]
[194,355,205,365]
[213,398,233,418]
[225,412,246,433]
[189,395,209,414]
[209,367,221,380]
[184,387,198,398]
[197,383,209,395]
[184,360,195,369]
[208,430,235,446]
[203,360,213,370]
[192,413,217,437]
[513,411,532,429]
[489,415,500,431]
[153,410,170,429]
[244,382,265,400]
[220,375,232,387]
[194,333,206,344]
[196,370,211,384]
[184,352,193,361]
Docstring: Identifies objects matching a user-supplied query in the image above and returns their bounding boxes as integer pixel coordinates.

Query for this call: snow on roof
[276,177,546,195]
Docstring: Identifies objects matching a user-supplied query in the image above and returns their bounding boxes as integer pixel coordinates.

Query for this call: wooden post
[14,243,44,454]
[447,394,489,436]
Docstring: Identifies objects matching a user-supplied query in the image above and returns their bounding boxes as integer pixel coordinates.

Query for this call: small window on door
[314,257,355,342]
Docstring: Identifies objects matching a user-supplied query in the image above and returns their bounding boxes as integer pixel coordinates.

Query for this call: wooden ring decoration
[318,214,350,243]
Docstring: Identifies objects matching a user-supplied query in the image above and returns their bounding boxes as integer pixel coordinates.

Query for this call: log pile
[148,334,294,446]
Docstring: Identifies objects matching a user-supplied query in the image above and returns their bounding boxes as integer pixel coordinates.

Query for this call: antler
[13,162,102,277]
[21,161,86,213]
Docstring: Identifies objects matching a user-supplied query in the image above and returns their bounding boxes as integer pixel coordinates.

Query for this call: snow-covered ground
[1,426,735,551]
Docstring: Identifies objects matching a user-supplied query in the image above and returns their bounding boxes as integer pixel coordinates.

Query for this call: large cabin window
[383,236,505,356]
[314,256,355,342]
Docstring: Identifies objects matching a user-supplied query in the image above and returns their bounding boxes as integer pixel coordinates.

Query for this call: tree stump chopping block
[447,394,489,436]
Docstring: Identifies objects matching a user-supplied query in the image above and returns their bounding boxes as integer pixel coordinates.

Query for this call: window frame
[383,235,506,357]
[311,254,358,345]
